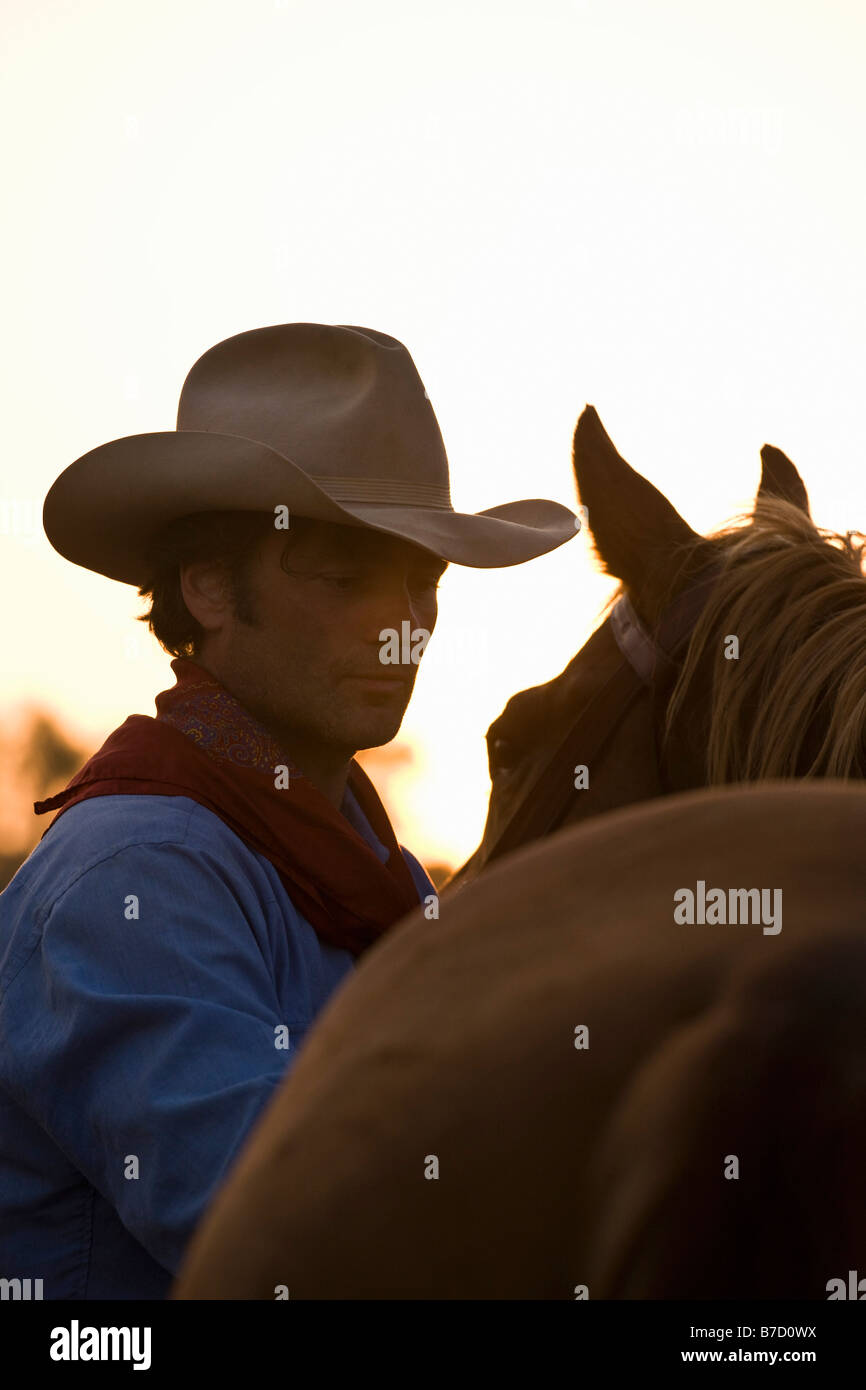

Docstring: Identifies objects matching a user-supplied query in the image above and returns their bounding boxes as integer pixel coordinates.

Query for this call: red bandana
[33,658,423,957]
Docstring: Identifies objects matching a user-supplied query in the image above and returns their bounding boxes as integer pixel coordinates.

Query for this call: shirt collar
[340,782,389,864]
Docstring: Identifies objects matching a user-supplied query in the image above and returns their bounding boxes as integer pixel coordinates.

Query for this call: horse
[454,406,866,884]
[170,413,866,1300]
[172,779,866,1299]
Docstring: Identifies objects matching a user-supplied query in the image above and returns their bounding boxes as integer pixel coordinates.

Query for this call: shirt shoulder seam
[36,798,202,917]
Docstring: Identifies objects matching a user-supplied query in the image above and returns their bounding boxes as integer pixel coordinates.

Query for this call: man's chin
[345,709,409,753]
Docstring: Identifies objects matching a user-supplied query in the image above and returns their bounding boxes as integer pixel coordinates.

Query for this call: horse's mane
[664,497,866,781]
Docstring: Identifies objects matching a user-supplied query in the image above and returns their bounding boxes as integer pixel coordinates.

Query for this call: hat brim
[43,431,579,584]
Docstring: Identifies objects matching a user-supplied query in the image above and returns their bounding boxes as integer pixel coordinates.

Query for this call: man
[0,322,576,1299]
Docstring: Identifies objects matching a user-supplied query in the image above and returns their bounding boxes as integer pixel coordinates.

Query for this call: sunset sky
[2,0,865,868]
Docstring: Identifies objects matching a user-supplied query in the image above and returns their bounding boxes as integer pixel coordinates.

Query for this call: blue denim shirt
[0,790,434,1300]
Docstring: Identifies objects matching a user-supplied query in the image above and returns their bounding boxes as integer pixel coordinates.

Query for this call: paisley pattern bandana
[154,660,301,773]
[34,658,423,957]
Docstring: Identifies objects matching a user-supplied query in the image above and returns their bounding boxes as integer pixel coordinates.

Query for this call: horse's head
[455,406,866,883]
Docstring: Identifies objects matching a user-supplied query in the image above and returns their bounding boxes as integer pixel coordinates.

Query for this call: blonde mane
[663,497,866,782]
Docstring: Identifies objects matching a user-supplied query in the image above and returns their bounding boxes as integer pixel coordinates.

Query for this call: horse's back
[173,781,866,1299]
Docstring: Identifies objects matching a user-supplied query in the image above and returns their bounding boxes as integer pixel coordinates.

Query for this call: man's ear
[756,443,810,516]
[572,406,706,617]
[179,560,233,633]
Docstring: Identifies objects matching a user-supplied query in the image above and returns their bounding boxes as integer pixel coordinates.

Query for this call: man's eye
[321,571,441,593]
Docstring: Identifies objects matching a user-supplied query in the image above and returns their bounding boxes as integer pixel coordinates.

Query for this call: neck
[267,731,353,808]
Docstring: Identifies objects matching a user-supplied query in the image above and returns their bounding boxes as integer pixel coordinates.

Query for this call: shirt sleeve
[1,840,296,1276]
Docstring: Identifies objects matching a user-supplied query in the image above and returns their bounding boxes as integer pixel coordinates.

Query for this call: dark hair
[136,510,288,659]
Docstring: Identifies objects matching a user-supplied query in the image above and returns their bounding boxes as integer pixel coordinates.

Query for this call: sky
[2,0,865,867]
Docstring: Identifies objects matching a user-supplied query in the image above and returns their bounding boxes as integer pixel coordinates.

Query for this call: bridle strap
[609,594,657,683]
[611,564,723,685]
[482,564,721,865]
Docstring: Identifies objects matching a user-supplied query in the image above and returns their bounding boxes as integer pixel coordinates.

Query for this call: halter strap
[609,594,657,683]
[610,564,722,683]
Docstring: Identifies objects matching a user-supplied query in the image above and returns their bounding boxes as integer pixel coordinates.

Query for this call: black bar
[3,1298,857,1376]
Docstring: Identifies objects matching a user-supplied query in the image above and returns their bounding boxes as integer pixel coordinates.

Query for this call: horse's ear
[572,405,702,604]
[757,444,810,516]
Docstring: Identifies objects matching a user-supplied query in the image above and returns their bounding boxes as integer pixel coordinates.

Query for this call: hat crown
[176,323,452,504]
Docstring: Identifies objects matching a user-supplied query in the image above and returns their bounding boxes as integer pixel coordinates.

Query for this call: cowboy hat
[41,324,578,585]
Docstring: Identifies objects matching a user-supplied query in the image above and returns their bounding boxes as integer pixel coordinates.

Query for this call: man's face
[193,519,447,760]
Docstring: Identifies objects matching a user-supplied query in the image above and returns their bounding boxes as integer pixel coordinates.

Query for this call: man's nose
[362,576,433,639]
